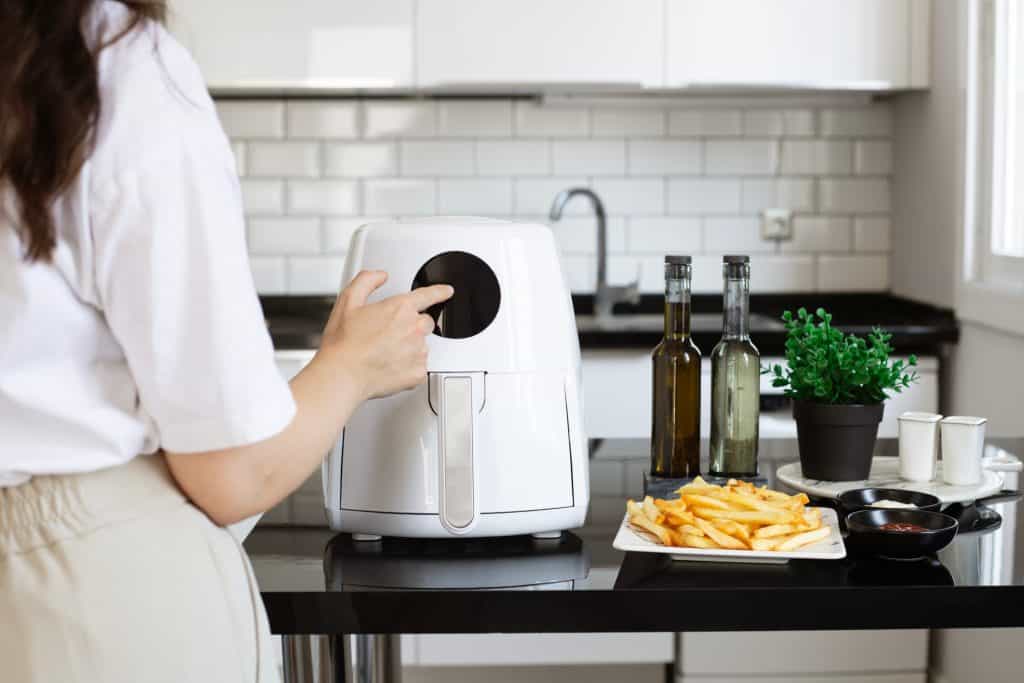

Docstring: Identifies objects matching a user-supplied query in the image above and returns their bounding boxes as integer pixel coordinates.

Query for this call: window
[966,0,1024,290]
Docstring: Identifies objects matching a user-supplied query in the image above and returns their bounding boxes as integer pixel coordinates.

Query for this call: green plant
[764,308,918,405]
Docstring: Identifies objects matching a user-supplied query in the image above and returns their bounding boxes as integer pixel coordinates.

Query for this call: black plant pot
[793,401,884,481]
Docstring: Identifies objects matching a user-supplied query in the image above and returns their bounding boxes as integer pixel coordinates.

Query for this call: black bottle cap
[665,255,692,265]
[723,255,750,264]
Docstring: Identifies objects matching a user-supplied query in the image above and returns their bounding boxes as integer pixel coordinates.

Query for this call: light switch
[761,208,793,241]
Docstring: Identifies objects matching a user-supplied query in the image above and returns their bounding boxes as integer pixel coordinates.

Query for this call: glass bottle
[650,255,702,478]
[710,255,760,477]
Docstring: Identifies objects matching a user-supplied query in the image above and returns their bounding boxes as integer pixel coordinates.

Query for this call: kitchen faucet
[549,188,640,319]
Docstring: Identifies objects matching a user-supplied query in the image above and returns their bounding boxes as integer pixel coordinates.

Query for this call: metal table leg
[282,634,402,683]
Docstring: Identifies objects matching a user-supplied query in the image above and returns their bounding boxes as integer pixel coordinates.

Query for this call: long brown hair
[0,0,166,261]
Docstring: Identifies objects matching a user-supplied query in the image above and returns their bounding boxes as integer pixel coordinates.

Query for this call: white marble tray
[612,508,845,564]
[775,457,1004,504]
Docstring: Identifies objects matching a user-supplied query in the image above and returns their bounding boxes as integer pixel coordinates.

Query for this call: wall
[216,97,895,296]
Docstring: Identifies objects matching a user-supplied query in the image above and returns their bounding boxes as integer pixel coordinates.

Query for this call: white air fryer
[323,217,589,539]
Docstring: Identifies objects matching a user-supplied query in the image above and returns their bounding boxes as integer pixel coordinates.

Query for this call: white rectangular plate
[612,507,846,564]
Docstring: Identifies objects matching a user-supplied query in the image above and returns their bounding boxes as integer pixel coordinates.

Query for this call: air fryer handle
[433,373,483,535]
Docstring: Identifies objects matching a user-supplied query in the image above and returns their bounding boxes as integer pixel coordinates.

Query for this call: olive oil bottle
[650,255,702,478]
[709,255,760,477]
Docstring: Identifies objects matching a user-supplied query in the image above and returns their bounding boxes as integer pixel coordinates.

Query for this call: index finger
[406,284,455,312]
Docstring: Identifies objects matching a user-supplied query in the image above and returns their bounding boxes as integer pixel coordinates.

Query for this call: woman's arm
[164,271,453,526]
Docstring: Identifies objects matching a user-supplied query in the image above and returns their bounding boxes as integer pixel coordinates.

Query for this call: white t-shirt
[0,2,296,486]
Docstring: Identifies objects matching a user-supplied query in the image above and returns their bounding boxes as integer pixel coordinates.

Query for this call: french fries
[625,477,831,554]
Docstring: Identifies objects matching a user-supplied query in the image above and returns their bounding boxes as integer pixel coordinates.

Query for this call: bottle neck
[665,275,691,340]
[721,275,750,340]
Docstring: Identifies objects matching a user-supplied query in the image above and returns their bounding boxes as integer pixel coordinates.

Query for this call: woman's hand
[318,270,454,401]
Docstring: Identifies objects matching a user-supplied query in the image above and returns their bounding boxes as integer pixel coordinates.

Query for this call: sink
[574,312,785,334]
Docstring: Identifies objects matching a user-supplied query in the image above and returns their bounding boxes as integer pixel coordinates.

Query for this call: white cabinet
[416,0,664,88]
[169,0,414,89]
[666,0,930,89]
[413,632,673,666]
[582,351,938,439]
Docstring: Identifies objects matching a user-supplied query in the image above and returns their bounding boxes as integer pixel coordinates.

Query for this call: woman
[0,1,452,680]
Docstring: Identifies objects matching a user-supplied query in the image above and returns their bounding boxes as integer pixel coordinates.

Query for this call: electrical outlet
[761,208,793,241]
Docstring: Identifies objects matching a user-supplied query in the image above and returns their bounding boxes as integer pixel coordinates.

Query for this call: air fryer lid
[412,251,501,339]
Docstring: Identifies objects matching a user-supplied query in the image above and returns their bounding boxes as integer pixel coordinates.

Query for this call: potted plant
[765,308,919,481]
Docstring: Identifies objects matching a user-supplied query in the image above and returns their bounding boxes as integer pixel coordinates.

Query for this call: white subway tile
[514,103,589,137]
[853,217,892,251]
[287,102,359,139]
[364,102,437,138]
[592,108,666,136]
[438,179,512,215]
[287,257,346,294]
[364,179,437,215]
[741,178,815,213]
[783,109,817,136]
[782,217,852,253]
[691,255,723,293]
[552,140,626,175]
[438,101,512,137]
[819,178,891,213]
[590,178,664,215]
[628,140,701,175]
[751,255,817,292]
[546,216,627,254]
[817,254,890,291]
[216,101,284,139]
[323,217,377,253]
[628,217,702,253]
[513,178,589,216]
[854,140,893,175]
[249,257,287,294]
[477,140,551,175]
[609,254,660,292]
[668,179,742,214]
[231,142,246,176]
[286,180,359,215]
[705,140,778,175]
[325,143,396,177]
[780,140,852,175]
[240,179,284,215]
[704,217,774,253]
[588,461,625,496]
[247,142,321,178]
[820,107,893,137]
[669,110,742,137]
[560,255,596,293]
[400,141,475,176]
[249,218,321,254]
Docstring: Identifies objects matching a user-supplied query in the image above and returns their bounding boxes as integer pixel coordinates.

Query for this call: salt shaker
[898,412,942,482]
[940,416,988,486]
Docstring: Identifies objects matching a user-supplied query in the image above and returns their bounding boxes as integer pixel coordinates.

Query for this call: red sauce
[878,522,929,533]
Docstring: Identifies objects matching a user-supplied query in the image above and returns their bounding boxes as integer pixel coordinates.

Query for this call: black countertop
[262,293,959,355]
[246,438,1023,635]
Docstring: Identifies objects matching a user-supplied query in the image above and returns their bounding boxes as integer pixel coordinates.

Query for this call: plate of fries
[614,477,845,563]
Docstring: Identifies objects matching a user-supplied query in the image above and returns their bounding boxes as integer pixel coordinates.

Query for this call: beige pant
[0,455,278,683]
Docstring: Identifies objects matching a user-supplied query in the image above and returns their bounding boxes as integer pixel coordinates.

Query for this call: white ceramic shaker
[898,412,942,482]
[940,416,988,486]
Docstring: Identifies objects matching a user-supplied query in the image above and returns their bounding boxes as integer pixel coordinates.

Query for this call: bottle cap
[665,255,692,265]
[723,255,750,264]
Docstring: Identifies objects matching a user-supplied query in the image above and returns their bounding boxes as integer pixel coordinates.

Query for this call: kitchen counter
[261,293,959,356]
[246,438,1022,637]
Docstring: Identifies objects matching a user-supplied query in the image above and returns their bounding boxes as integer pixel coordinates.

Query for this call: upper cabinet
[168,0,415,90]
[415,0,664,89]
[666,0,930,89]
[169,0,929,93]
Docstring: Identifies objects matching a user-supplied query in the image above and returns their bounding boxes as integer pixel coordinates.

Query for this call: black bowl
[838,488,942,516]
[845,509,958,560]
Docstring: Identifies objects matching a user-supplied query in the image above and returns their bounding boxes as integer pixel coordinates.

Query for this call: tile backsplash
[218,98,893,296]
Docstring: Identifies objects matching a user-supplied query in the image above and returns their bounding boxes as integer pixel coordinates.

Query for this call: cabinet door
[666,0,919,89]
[169,0,414,89]
[417,0,663,88]
[415,632,673,666]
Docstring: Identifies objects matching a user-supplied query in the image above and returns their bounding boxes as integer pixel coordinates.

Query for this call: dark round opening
[411,251,501,339]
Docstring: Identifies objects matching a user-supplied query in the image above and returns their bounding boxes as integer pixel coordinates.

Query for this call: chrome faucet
[549,188,640,319]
